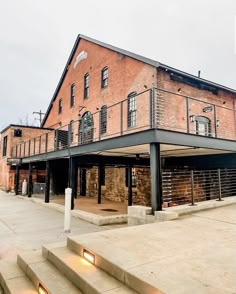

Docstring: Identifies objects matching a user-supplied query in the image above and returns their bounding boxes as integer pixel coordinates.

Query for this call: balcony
[11,88,236,159]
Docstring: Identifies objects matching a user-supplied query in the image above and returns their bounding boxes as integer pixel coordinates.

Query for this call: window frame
[84,73,89,99]
[2,135,7,157]
[195,116,211,136]
[101,67,108,88]
[100,105,107,135]
[58,99,62,114]
[79,111,94,144]
[69,120,74,144]
[70,84,75,108]
[127,92,137,128]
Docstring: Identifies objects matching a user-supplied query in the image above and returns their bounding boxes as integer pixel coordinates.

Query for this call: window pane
[100,106,107,134]
[101,67,108,88]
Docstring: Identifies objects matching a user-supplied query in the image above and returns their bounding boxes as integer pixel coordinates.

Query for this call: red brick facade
[43,39,157,131]
[0,126,49,191]
[2,36,236,206]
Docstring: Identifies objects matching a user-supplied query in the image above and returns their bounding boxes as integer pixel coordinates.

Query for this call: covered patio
[32,194,128,216]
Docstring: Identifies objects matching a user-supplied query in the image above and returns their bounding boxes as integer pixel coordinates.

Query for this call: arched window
[127,92,137,128]
[100,105,107,135]
[84,73,89,99]
[79,111,94,144]
[195,116,211,136]
[69,120,74,144]
[101,67,108,88]
[70,84,75,107]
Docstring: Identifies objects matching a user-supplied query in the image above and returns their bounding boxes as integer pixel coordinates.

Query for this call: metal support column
[149,88,155,128]
[150,143,162,211]
[186,97,190,133]
[45,133,48,153]
[214,105,218,138]
[69,157,77,210]
[14,165,20,195]
[120,101,123,135]
[127,165,133,206]
[190,170,196,206]
[45,161,50,203]
[28,163,33,198]
[217,168,223,201]
[97,165,102,204]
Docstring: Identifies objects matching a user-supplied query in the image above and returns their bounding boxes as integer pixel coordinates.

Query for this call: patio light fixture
[190,115,195,122]
[38,283,48,294]
[83,249,95,264]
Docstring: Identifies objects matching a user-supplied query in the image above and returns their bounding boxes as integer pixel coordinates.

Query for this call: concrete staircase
[0,235,160,294]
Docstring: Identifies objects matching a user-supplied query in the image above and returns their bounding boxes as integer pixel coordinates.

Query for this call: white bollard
[64,188,72,233]
[22,179,27,196]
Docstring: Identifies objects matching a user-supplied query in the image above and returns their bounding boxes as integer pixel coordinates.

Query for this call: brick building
[5,35,236,210]
[0,125,51,192]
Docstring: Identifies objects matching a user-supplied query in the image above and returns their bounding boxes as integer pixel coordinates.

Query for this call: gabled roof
[41,34,236,126]
[0,124,52,134]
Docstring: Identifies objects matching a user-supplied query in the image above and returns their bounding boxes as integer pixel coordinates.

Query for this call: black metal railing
[162,168,236,207]
[11,87,236,159]
[155,88,236,140]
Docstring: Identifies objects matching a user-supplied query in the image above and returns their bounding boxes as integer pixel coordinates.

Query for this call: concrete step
[0,259,37,294]
[43,243,137,294]
[17,250,82,294]
[67,235,162,294]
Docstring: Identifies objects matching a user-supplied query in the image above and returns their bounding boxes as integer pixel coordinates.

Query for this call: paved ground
[32,194,128,215]
[51,196,128,215]
[1,190,236,293]
[0,190,126,260]
[71,204,236,294]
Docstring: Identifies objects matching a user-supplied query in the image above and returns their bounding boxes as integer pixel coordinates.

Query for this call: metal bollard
[22,179,27,196]
[64,188,72,233]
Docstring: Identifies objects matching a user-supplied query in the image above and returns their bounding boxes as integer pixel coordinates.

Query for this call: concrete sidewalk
[70,204,236,294]
[0,191,126,260]
[1,190,236,293]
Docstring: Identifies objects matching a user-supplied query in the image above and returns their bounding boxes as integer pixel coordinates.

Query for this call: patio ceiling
[90,143,232,158]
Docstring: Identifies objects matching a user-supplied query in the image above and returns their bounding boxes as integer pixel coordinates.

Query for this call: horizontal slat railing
[162,168,236,207]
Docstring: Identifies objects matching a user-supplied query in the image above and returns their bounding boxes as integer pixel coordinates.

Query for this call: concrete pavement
[69,204,236,294]
[0,190,126,260]
[0,189,236,293]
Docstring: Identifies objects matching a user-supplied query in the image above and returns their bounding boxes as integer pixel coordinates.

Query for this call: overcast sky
[0,0,236,130]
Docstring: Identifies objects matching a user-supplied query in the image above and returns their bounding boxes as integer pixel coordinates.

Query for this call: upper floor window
[2,136,7,157]
[127,92,137,128]
[100,105,107,135]
[101,67,108,88]
[196,116,210,136]
[79,111,94,144]
[69,120,74,144]
[84,73,89,99]
[58,99,62,114]
[70,84,75,107]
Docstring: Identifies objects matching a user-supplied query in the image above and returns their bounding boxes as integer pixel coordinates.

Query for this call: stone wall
[77,166,151,206]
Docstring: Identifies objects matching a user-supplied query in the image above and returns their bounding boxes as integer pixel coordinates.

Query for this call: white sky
[0,0,236,130]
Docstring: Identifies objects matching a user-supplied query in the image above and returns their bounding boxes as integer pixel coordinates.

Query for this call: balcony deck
[11,88,236,163]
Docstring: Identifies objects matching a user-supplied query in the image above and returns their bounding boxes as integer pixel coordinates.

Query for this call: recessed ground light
[38,283,48,294]
[83,249,95,264]
[100,208,118,212]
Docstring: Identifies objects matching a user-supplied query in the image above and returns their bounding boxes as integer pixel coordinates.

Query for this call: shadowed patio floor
[33,195,128,216]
